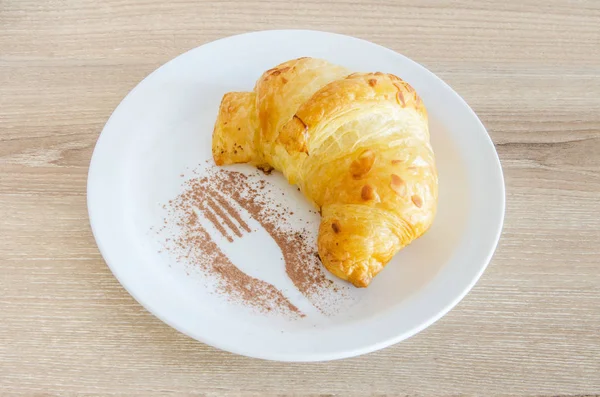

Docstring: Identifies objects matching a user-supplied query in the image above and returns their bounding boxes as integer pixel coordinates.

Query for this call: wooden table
[1,1,599,395]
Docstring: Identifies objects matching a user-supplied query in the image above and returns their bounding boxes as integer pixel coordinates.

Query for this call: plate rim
[87,29,506,362]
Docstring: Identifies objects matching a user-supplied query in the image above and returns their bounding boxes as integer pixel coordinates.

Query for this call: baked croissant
[212,57,438,287]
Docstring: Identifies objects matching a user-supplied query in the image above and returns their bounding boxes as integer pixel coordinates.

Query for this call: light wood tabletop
[1,0,599,395]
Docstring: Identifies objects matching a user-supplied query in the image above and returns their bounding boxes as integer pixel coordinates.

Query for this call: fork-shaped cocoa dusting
[159,165,349,317]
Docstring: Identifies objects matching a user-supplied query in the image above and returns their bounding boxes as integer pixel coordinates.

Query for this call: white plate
[87,30,505,362]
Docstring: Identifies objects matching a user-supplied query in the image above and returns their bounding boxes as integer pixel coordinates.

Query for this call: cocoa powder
[159,164,348,317]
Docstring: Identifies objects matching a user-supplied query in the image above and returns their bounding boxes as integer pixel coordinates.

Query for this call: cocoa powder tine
[198,201,234,242]
[206,196,242,238]
[214,194,251,233]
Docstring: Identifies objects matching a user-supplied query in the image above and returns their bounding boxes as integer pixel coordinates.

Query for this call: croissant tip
[350,279,370,288]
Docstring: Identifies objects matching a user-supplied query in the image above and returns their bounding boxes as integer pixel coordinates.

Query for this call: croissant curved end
[317,213,397,288]
[212,92,259,166]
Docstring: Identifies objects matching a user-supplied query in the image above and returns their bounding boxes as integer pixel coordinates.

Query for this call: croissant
[212,57,438,287]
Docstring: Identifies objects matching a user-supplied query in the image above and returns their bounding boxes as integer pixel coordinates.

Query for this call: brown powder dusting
[198,201,233,242]
[159,164,349,317]
[209,169,345,313]
[182,208,300,315]
[206,196,242,238]
[214,194,251,233]
[162,174,303,317]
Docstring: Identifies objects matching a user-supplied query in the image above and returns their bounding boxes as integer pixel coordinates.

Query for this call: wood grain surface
[1,0,599,395]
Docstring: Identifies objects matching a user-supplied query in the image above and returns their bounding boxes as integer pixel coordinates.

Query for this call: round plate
[87,30,505,362]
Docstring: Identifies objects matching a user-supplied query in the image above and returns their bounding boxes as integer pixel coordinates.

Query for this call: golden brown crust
[253,58,350,168]
[212,92,259,166]
[212,57,437,288]
[281,73,427,149]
